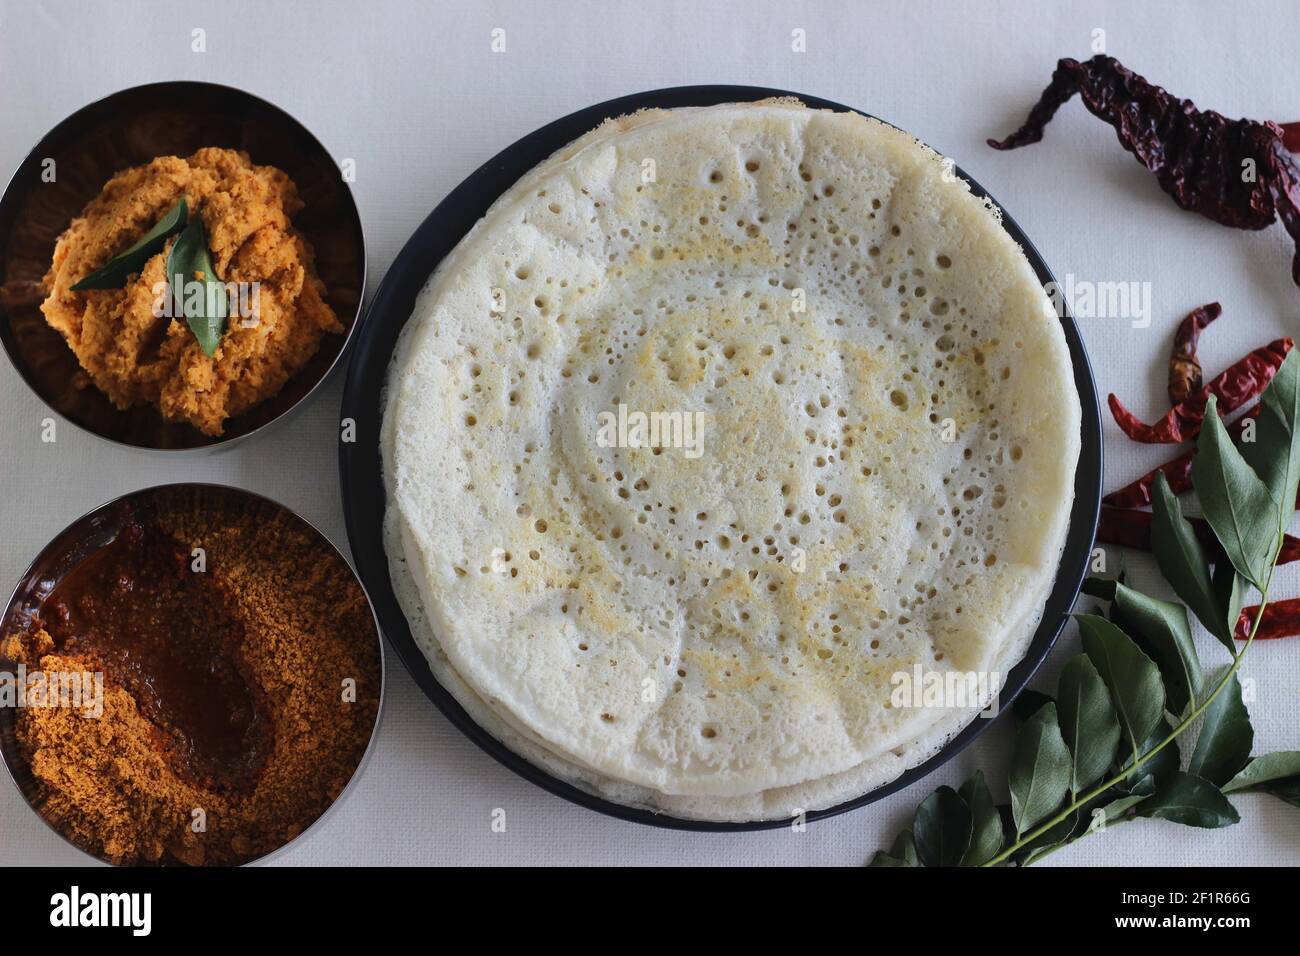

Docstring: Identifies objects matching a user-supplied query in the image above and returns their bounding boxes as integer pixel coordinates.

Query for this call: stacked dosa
[382,101,1080,820]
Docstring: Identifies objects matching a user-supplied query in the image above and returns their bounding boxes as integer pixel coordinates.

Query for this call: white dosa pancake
[383,101,1080,815]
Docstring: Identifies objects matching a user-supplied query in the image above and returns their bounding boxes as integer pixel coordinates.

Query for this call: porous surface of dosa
[383,102,1080,808]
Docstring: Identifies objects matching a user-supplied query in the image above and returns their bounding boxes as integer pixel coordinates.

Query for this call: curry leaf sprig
[871,350,1300,867]
[70,197,228,356]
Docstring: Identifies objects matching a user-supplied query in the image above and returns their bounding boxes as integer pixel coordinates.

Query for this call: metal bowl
[0,482,385,865]
[0,82,366,452]
[339,85,1104,831]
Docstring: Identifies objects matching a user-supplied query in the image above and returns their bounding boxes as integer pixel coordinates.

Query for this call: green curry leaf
[70,198,188,291]
[1191,395,1281,590]
[1077,614,1164,760]
[912,786,972,867]
[166,217,229,357]
[1008,702,1071,836]
[1056,654,1121,794]
[1187,671,1253,787]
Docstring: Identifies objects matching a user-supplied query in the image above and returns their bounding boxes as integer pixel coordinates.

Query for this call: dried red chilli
[1097,505,1214,554]
[989,56,1300,290]
[1267,135,1300,286]
[1167,302,1221,404]
[1102,406,1260,508]
[1097,504,1300,566]
[1284,122,1300,154]
[1234,598,1300,641]
[1108,337,1291,444]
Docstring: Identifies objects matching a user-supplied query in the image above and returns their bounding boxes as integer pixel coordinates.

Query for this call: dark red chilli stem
[1168,302,1222,405]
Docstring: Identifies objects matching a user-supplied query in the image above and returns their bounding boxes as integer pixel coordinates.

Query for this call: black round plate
[339,85,1104,831]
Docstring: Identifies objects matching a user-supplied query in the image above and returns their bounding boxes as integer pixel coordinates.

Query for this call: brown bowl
[0,82,366,450]
[0,483,385,866]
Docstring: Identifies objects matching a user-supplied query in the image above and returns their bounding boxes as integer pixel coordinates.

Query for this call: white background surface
[2,0,1298,867]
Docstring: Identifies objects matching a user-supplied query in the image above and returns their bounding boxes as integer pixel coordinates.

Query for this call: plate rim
[338,84,1104,832]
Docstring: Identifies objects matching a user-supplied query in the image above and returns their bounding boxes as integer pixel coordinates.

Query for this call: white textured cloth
[1,0,1297,866]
